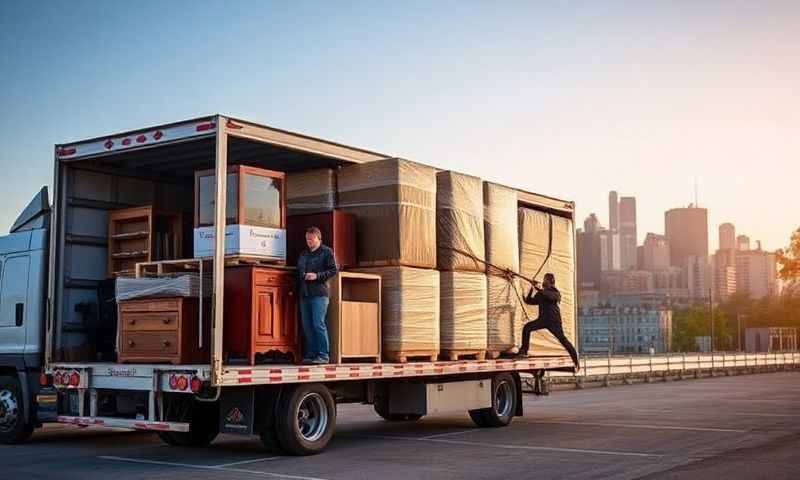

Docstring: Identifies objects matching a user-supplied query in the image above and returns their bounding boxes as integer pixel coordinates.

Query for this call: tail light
[190,376,202,393]
[176,375,189,391]
[196,122,215,132]
[39,372,49,387]
[69,371,80,387]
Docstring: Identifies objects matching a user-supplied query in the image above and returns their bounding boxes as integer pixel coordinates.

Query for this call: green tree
[671,305,730,352]
[777,226,800,286]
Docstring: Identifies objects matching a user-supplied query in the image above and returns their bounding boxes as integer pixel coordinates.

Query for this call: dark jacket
[296,245,338,298]
[524,286,562,324]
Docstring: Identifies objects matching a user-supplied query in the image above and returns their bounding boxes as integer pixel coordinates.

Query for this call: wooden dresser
[223,266,299,365]
[118,297,209,364]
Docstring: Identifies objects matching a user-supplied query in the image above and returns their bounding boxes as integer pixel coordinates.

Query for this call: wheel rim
[296,392,328,442]
[495,381,513,418]
[0,388,20,433]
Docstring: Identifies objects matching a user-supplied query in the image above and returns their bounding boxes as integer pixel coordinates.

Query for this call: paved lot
[2,371,798,480]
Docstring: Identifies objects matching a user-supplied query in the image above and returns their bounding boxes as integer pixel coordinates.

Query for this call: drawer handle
[128,340,135,347]
[163,317,171,324]
[129,319,136,325]
[163,340,171,347]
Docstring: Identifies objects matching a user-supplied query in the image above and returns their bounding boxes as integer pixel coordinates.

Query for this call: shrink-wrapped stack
[436,171,485,272]
[483,182,524,355]
[353,266,440,362]
[286,168,337,216]
[115,273,211,301]
[518,207,576,355]
[439,271,488,358]
[338,158,437,269]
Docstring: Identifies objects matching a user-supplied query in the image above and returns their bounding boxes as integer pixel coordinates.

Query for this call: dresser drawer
[254,270,294,287]
[121,312,180,332]
[120,298,180,313]
[122,332,178,355]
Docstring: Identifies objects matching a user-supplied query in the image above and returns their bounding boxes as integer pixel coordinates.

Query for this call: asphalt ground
[2,371,798,480]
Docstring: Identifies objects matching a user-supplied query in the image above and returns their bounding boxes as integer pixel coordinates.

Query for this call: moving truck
[0,115,576,454]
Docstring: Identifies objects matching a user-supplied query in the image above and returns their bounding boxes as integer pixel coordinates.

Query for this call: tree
[776,226,800,284]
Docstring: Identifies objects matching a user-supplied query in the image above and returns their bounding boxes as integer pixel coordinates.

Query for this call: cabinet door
[254,286,279,345]
[276,285,297,345]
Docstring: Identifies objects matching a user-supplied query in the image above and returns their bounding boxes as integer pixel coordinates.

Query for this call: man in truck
[516,273,580,370]
[296,226,338,364]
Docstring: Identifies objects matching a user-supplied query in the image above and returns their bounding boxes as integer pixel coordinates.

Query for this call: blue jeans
[300,296,330,361]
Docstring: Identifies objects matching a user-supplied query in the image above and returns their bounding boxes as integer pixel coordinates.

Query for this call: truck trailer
[0,115,576,454]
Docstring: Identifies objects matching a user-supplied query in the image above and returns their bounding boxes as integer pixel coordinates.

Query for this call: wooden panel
[254,270,294,287]
[286,210,357,267]
[341,301,379,356]
[120,298,180,313]
[255,287,277,339]
[122,332,179,355]
[122,312,179,332]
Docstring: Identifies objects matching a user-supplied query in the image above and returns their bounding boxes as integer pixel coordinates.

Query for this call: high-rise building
[665,206,709,267]
[686,255,711,301]
[737,235,751,251]
[640,233,670,271]
[619,196,637,270]
[736,245,778,299]
[608,191,619,232]
[719,223,736,251]
[598,229,620,272]
[712,249,737,302]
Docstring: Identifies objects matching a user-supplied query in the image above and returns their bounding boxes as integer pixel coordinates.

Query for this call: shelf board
[111,231,149,240]
[111,250,149,259]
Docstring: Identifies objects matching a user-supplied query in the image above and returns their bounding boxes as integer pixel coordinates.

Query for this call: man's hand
[304,272,318,281]
[532,280,542,291]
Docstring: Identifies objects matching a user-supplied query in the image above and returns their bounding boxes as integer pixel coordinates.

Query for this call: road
[2,371,798,480]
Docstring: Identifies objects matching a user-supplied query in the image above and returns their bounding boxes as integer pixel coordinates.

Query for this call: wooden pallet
[486,347,518,360]
[383,351,438,364]
[440,350,486,362]
[135,256,292,278]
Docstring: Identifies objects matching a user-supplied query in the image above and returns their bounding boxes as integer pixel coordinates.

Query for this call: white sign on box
[193,225,287,260]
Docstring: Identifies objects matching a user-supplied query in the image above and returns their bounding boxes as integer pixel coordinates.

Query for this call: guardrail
[524,352,800,392]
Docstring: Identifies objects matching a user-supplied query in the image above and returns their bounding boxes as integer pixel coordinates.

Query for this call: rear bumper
[56,415,189,432]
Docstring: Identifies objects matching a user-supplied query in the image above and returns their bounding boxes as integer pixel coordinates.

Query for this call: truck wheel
[373,397,423,422]
[157,397,219,447]
[0,376,34,444]
[468,373,517,428]
[274,383,335,455]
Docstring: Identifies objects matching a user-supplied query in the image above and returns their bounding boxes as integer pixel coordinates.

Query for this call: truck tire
[373,397,423,422]
[274,383,335,455]
[468,373,517,428]
[0,376,34,444]
[157,397,219,447]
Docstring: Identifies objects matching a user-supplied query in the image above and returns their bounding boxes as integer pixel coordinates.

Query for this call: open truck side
[28,115,577,454]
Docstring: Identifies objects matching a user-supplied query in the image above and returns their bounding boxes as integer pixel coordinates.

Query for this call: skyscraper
[577,215,603,289]
[719,223,736,251]
[665,206,709,267]
[641,233,670,271]
[608,191,619,232]
[737,235,751,251]
[736,244,778,299]
[619,196,637,270]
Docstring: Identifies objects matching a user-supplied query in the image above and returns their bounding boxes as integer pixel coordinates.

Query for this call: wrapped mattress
[115,273,212,301]
[436,171,485,272]
[286,168,337,216]
[518,207,576,355]
[338,158,437,269]
[440,271,488,354]
[353,266,440,359]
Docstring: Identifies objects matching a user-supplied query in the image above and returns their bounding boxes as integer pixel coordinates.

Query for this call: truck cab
[0,188,55,443]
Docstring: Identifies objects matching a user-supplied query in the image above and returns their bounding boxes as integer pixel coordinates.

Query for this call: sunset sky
[1,1,797,251]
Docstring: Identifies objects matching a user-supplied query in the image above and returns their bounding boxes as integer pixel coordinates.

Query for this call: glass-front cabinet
[194,165,286,229]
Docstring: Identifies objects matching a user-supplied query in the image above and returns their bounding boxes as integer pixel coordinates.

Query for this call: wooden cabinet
[118,297,209,364]
[286,210,357,267]
[329,272,381,363]
[108,206,183,278]
[223,266,299,365]
[195,165,286,229]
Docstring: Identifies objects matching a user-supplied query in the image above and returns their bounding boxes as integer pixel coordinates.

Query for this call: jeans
[519,318,579,366]
[300,296,330,361]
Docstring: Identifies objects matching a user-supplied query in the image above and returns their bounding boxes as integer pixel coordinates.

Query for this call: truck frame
[40,115,577,454]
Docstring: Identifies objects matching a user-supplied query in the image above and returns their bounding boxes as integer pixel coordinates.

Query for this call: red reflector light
[177,375,188,391]
[196,122,215,132]
[122,138,132,146]
[69,372,80,387]
[104,140,114,150]
[169,374,178,390]
[153,130,163,140]
[190,376,202,393]
[57,147,76,156]
[39,373,49,386]
[136,134,146,143]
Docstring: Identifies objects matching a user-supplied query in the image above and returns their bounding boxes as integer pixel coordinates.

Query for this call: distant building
[608,191,619,232]
[579,305,672,354]
[745,327,797,353]
[665,206,709,267]
[686,255,711,301]
[711,249,737,302]
[736,246,778,299]
[737,234,750,251]
[599,229,620,272]
[619,196,638,270]
[601,270,654,297]
[719,223,736,250]
[640,233,670,271]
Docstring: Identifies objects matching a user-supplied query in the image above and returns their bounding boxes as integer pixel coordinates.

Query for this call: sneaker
[311,357,329,365]
[513,351,530,359]
[301,357,316,365]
